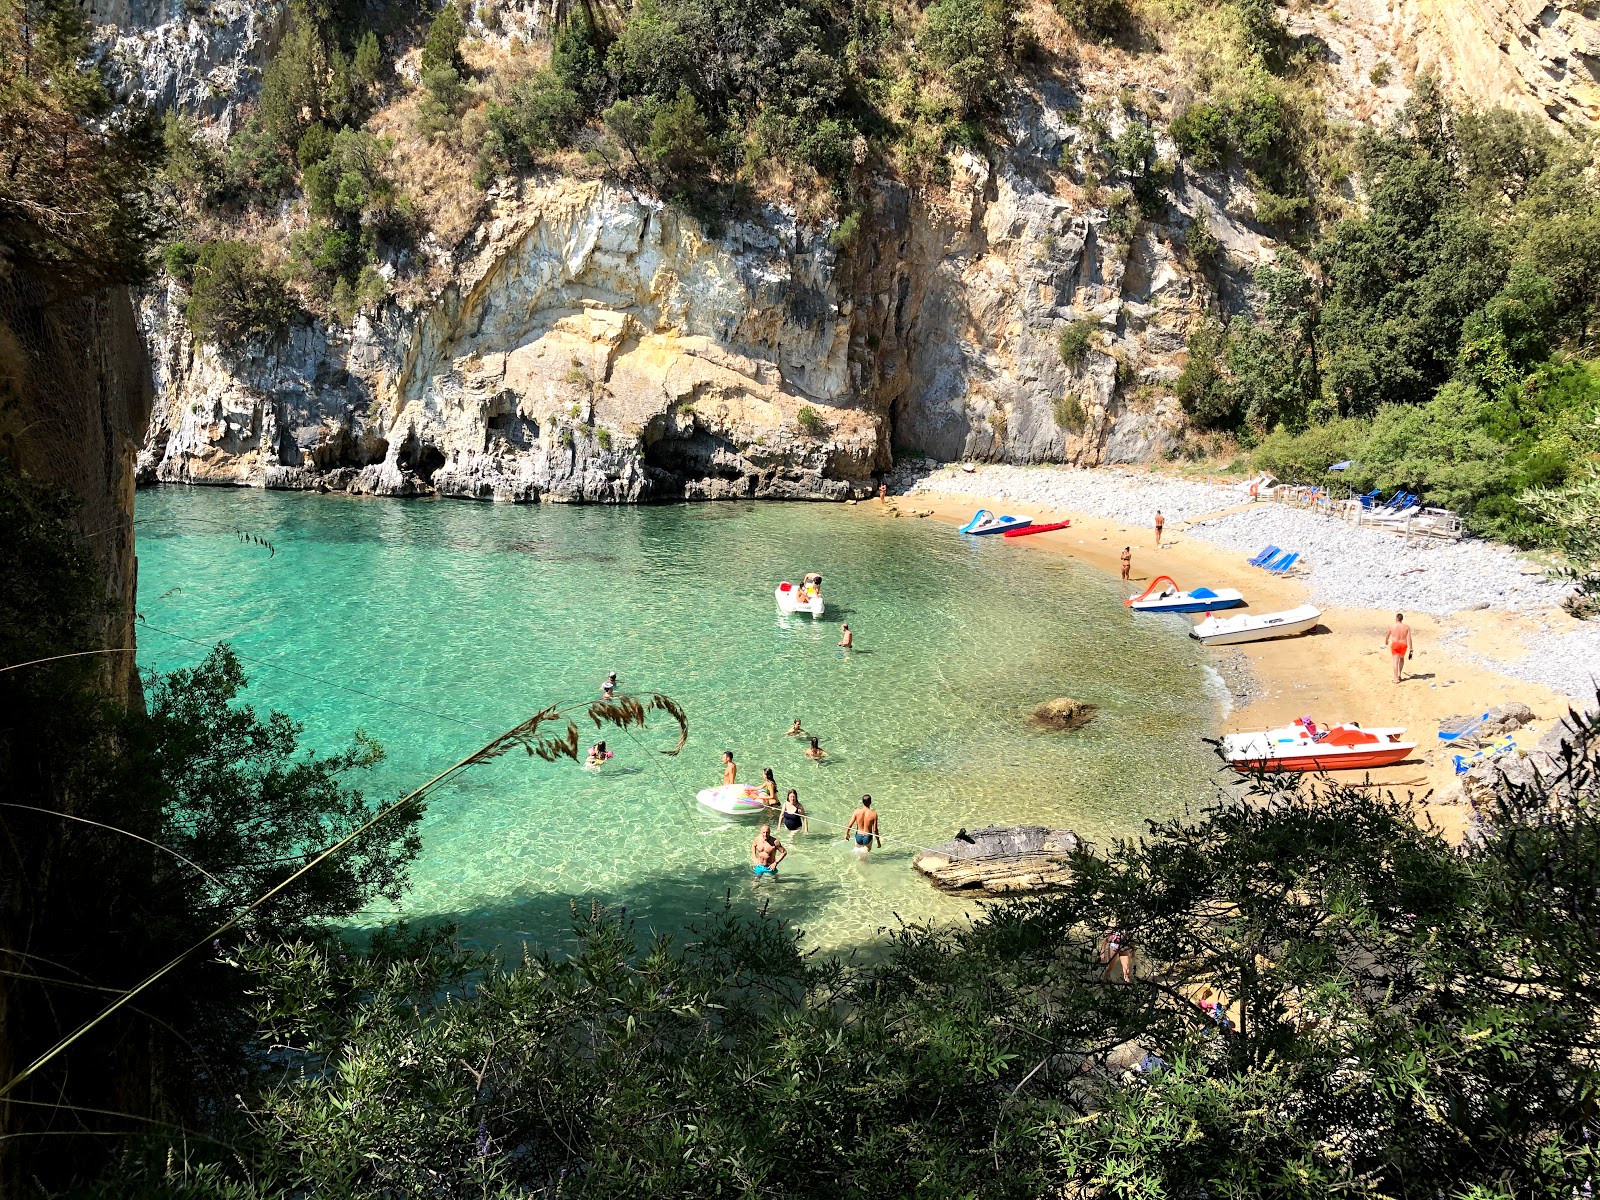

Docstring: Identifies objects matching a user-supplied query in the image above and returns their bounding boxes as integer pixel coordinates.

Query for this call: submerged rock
[1031,697,1099,730]
[913,825,1081,893]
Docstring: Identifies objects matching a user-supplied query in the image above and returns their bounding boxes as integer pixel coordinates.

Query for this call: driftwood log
[913,825,1081,894]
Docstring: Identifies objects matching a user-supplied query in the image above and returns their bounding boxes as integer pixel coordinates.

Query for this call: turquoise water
[134,490,1223,952]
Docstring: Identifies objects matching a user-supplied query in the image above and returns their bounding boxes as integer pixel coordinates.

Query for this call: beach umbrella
[1327,460,1352,471]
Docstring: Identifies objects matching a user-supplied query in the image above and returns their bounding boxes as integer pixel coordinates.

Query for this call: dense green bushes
[177,240,298,344]
[1181,83,1600,545]
[90,707,1600,1198]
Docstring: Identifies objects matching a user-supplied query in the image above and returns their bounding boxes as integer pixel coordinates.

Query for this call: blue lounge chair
[1357,489,1381,508]
[1246,544,1281,567]
[1381,491,1407,510]
[1259,549,1293,571]
[1266,551,1299,575]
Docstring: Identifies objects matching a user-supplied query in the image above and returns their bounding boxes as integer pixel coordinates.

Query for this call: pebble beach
[900,463,1600,706]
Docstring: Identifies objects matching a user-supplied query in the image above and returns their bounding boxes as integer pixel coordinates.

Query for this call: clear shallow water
[134,490,1222,953]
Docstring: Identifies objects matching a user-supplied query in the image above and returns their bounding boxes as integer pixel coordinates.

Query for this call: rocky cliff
[137,88,1229,501]
[111,0,1597,503]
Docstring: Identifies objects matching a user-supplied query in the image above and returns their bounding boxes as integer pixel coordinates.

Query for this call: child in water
[586,740,613,769]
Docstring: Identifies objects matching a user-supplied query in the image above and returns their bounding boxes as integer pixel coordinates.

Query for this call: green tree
[184,240,297,344]
[1175,317,1235,426]
[420,2,466,75]
[919,0,1022,115]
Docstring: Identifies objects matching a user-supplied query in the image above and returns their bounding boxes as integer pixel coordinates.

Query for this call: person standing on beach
[1153,511,1164,547]
[845,795,880,852]
[722,750,737,785]
[752,824,787,878]
[1120,547,1132,581]
[1384,613,1414,683]
[838,623,853,649]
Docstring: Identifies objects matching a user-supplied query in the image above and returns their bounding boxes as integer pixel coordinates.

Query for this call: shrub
[920,0,1022,115]
[828,210,862,250]
[184,240,296,344]
[1171,101,1228,170]
[596,427,613,451]
[1252,417,1371,482]
[421,3,466,75]
[479,71,584,176]
[1105,187,1140,241]
[1055,0,1132,41]
[1187,217,1221,270]
[1058,318,1097,365]
[1175,318,1235,426]
[1054,392,1088,432]
[1369,60,1392,86]
[796,405,829,436]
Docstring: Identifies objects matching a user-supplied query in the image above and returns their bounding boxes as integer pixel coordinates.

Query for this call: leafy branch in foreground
[95,700,1600,1198]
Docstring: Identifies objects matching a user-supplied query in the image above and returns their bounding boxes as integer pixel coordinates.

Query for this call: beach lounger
[1357,489,1382,508]
[1246,545,1281,567]
[1258,549,1293,571]
[1439,712,1491,743]
[1266,552,1299,575]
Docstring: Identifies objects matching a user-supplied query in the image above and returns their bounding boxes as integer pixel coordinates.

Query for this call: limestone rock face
[140,182,883,502]
[914,825,1082,893]
[92,0,272,127]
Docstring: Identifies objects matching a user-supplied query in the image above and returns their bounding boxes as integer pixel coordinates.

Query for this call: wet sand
[879,491,1574,838]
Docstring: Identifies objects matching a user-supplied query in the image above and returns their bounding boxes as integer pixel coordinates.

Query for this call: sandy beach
[880,466,1597,837]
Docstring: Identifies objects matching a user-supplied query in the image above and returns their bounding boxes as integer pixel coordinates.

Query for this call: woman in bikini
[805,736,828,761]
[758,767,779,814]
[779,788,808,835]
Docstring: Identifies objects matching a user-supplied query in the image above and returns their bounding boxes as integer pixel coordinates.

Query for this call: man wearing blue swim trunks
[845,795,880,852]
[752,824,787,878]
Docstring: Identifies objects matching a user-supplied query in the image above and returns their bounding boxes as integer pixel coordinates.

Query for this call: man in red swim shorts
[1384,612,1413,683]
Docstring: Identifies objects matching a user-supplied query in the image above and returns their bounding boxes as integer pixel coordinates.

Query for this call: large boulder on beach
[913,825,1081,893]
[1442,701,1536,742]
[1031,698,1098,730]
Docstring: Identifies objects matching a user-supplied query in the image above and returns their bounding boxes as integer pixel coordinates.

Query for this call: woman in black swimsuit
[779,788,808,834]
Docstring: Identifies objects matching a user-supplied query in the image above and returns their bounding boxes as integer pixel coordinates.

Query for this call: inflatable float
[776,573,825,616]
[697,783,772,815]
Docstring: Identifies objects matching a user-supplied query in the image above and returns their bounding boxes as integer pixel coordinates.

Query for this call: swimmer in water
[785,719,806,737]
[779,788,808,834]
[751,824,787,878]
[837,623,853,649]
[722,750,737,785]
[844,794,880,852]
[602,671,617,699]
[758,767,779,814]
[805,736,827,761]
[586,740,612,769]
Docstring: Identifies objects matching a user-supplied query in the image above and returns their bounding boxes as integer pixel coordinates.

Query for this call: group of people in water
[723,742,881,880]
[585,671,881,881]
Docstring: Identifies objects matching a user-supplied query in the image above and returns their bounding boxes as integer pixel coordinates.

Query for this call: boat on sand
[776,573,824,616]
[1191,604,1322,646]
[1223,719,1415,772]
[959,509,1032,535]
[697,784,772,815]
[1003,520,1071,537]
[1126,576,1245,614]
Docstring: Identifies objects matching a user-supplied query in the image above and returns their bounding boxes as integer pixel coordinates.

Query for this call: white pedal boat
[1126,576,1245,614]
[697,783,772,815]
[1191,604,1322,646]
[1223,720,1415,772]
[776,573,824,616]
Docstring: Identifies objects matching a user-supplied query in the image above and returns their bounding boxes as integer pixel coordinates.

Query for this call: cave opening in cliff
[398,439,446,485]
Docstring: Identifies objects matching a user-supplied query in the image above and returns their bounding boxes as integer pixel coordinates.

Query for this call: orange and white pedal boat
[1223,718,1415,772]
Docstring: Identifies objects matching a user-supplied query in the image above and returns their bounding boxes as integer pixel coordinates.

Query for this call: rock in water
[914,825,1081,893]
[1031,698,1098,730]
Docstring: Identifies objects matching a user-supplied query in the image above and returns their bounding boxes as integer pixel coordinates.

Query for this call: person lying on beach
[752,824,787,878]
[785,719,806,737]
[805,737,827,761]
[586,740,612,769]
[759,767,779,812]
[722,750,737,785]
[845,795,880,851]
[780,788,808,834]
[838,624,853,649]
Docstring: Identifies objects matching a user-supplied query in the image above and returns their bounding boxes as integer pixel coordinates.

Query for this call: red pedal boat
[1223,719,1415,772]
[1003,520,1071,537]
